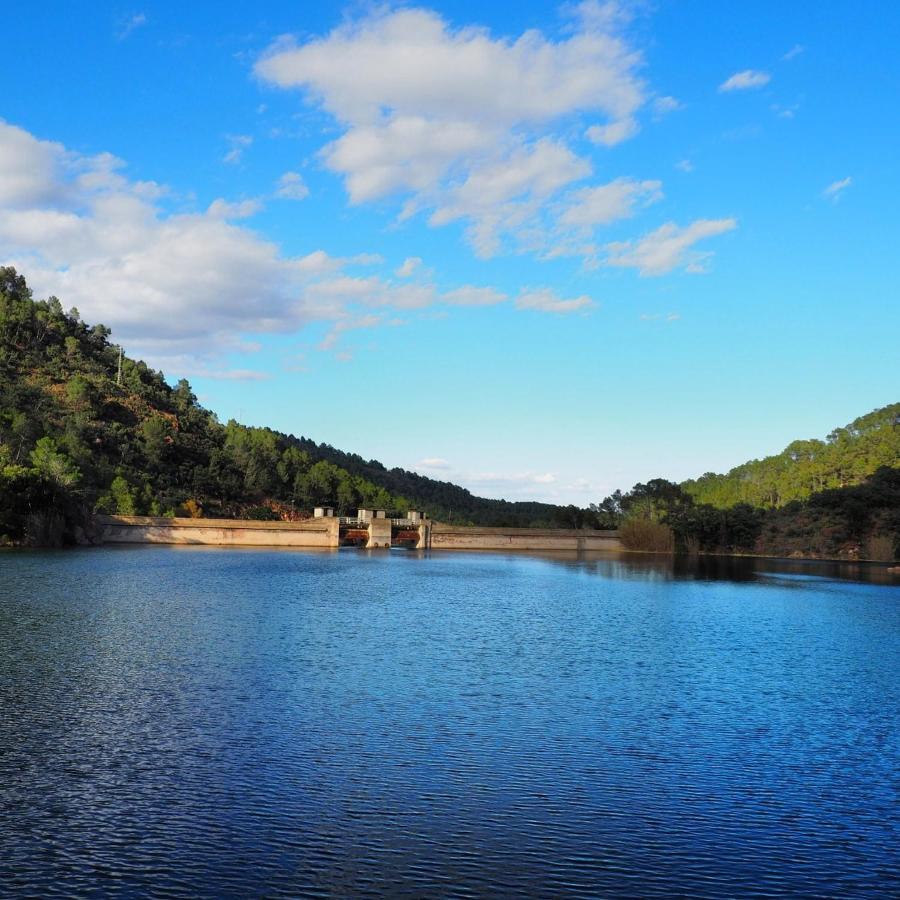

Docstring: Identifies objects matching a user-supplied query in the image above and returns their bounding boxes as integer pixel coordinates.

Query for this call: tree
[30,437,80,489]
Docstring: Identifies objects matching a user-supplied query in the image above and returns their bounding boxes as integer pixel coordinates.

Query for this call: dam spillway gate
[330,510,431,549]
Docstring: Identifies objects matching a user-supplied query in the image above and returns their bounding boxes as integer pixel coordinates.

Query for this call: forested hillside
[589,408,900,561]
[682,405,900,508]
[2,266,897,559]
[0,268,562,544]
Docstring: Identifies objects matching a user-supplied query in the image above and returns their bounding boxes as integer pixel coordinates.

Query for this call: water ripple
[1,547,898,897]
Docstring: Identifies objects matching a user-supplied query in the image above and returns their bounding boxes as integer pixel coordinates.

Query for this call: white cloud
[429,138,591,257]
[515,288,593,314]
[223,134,253,165]
[117,12,147,40]
[652,95,682,116]
[523,176,663,264]
[275,171,309,200]
[558,177,662,228]
[0,121,69,208]
[395,256,422,277]
[417,457,450,470]
[206,197,263,219]
[467,470,558,488]
[719,70,771,92]
[675,159,694,173]
[605,218,737,275]
[585,117,639,146]
[442,285,508,306]
[823,176,852,201]
[256,6,643,131]
[180,367,271,381]
[783,44,804,61]
[318,313,384,351]
[0,120,508,369]
[324,115,493,205]
[255,4,646,256]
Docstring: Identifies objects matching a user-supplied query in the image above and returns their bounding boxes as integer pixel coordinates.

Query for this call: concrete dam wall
[430,525,623,552]
[97,515,340,548]
[97,515,623,552]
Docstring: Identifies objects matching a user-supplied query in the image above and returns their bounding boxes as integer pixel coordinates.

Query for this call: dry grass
[619,518,675,553]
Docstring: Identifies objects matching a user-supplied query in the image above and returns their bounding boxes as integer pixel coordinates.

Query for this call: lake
[1,547,898,897]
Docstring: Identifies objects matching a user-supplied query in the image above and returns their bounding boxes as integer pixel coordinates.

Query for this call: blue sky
[1,1,897,504]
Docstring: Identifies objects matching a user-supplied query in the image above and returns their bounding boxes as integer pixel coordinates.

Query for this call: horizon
[2,1,898,504]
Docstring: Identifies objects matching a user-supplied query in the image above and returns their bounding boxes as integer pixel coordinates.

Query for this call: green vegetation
[682,404,900,508]
[2,266,897,559]
[596,405,900,559]
[0,268,562,544]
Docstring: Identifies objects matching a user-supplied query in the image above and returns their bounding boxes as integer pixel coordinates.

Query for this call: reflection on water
[504,548,900,585]
[1,546,898,897]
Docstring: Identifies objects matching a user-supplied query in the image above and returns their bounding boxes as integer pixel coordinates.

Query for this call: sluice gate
[333,510,431,549]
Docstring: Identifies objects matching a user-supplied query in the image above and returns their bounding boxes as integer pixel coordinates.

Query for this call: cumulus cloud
[515,288,593,313]
[206,197,263,219]
[0,120,516,370]
[605,218,737,275]
[522,176,663,263]
[255,3,646,256]
[823,176,852,201]
[558,177,662,228]
[719,70,771,92]
[585,117,639,146]
[0,122,70,208]
[275,171,309,200]
[442,285,508,306]
[675,159,694,173]
[428,139,591,257]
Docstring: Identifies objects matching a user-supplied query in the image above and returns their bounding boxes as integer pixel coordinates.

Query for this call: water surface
[1,547,898,897]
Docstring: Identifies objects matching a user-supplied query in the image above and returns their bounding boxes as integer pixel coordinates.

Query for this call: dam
[96,508,623,552]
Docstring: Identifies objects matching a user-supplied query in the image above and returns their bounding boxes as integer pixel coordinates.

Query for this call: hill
[589,408,900,560]
[682,405,900,508]
[0,268,565,544]
[2,265,897,559]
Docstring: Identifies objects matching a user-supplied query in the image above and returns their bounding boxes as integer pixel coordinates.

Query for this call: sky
[1,1,898,505]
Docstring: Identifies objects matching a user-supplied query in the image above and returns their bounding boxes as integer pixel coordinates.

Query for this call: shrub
[182,498,203,519]
[620,518,675,552]
[245,505,278,521]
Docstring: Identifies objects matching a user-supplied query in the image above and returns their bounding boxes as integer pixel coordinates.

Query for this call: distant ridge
[0,267,566,545]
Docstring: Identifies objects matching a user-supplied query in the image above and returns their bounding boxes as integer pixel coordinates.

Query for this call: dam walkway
[96,511,623,552]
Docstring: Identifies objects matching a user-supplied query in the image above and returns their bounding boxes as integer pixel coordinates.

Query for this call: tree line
[0,268,570,544]
[2,266,896,558]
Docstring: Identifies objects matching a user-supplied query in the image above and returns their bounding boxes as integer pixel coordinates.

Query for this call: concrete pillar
[416,522,431,550]
[326,517,341,547]
[367,518,392,549]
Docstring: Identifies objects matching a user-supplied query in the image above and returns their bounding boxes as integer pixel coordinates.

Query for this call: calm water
[1,547,898,898]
